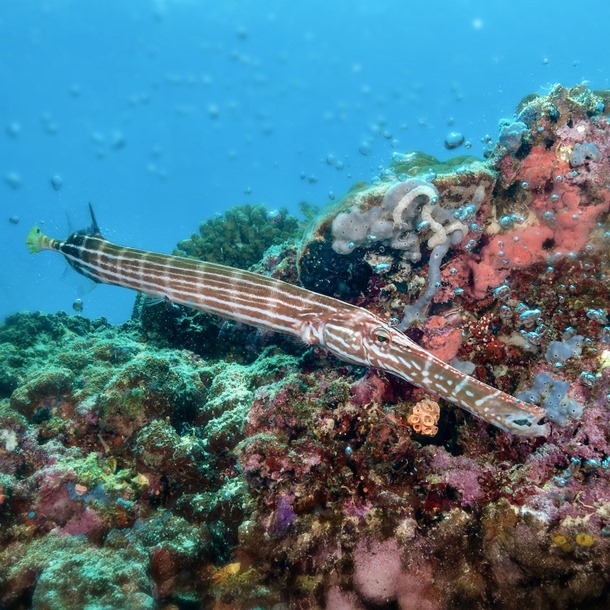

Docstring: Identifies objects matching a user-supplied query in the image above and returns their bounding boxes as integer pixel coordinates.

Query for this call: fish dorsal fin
[65,210,75,235]
[88,202,103,237]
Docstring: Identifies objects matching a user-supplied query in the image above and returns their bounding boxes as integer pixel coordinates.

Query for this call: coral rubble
[2,84,610,608]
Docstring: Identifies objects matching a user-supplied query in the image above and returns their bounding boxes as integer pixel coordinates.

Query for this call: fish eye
[372,327,392,346]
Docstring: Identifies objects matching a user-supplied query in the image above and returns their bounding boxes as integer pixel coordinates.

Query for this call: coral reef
[173,203,301,270]
[0,312,292,607]
[3,84,610,608]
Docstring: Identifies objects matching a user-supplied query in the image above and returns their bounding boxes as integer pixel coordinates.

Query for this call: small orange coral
[211,562,241,583]
[407,397,440,436]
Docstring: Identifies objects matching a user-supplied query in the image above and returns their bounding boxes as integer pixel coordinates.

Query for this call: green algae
[0,513,210,608]
[0,313,145,404]
[98,350,209,437]
[55,450,134,496]
[389,150,483,177]
[194,349,302,488]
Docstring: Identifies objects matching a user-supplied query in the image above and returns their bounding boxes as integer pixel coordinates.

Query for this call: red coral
[519,146,556,190]
[350,370,389,406]
[420,315,462,363]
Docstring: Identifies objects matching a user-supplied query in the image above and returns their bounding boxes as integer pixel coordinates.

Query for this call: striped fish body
[28,228,365,342]
[27,225,549,437]
[318,314,548,435]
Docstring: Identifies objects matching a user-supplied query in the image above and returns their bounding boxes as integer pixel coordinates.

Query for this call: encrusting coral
[2,84,610,608]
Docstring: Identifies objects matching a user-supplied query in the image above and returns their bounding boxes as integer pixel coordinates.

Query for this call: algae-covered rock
[0,309,304,606]
[0,534,152,609]
[0,310,101,349]
[133,510,211,602]
[10,367,74,419]
[98,351,207,438]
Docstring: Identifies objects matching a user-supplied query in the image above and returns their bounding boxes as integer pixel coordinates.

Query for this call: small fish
[26,206,548,436]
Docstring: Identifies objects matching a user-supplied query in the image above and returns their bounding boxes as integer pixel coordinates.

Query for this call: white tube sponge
[331,179,441,257]
[388,183,438,228]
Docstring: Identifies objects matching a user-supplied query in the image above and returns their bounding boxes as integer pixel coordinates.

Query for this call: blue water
[1,0,609,324]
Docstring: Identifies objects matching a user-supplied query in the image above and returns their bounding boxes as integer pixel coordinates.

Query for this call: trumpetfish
[26,207,549,437]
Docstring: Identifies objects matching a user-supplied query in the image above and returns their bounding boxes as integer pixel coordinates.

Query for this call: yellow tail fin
[26,226,45,253]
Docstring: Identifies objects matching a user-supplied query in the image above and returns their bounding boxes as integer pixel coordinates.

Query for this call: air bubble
[207,104,220,119]
[525,331,542,346]
[499,215,515,229]
[493,285,512,301]
[444,131,465,149]
[50,174,63,191]
[454,204,476,221]
[542,211,557,225]
[519,308,541,327]
[587,308,608,324]
[359,142,372,156]
[464,239,477,252]
[6,121,20,138]
[4,172,21,189]
[499,305,513,319]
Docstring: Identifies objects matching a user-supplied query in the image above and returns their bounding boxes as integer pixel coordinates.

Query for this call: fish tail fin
[26,226,45,253]
[26,226,57,253]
